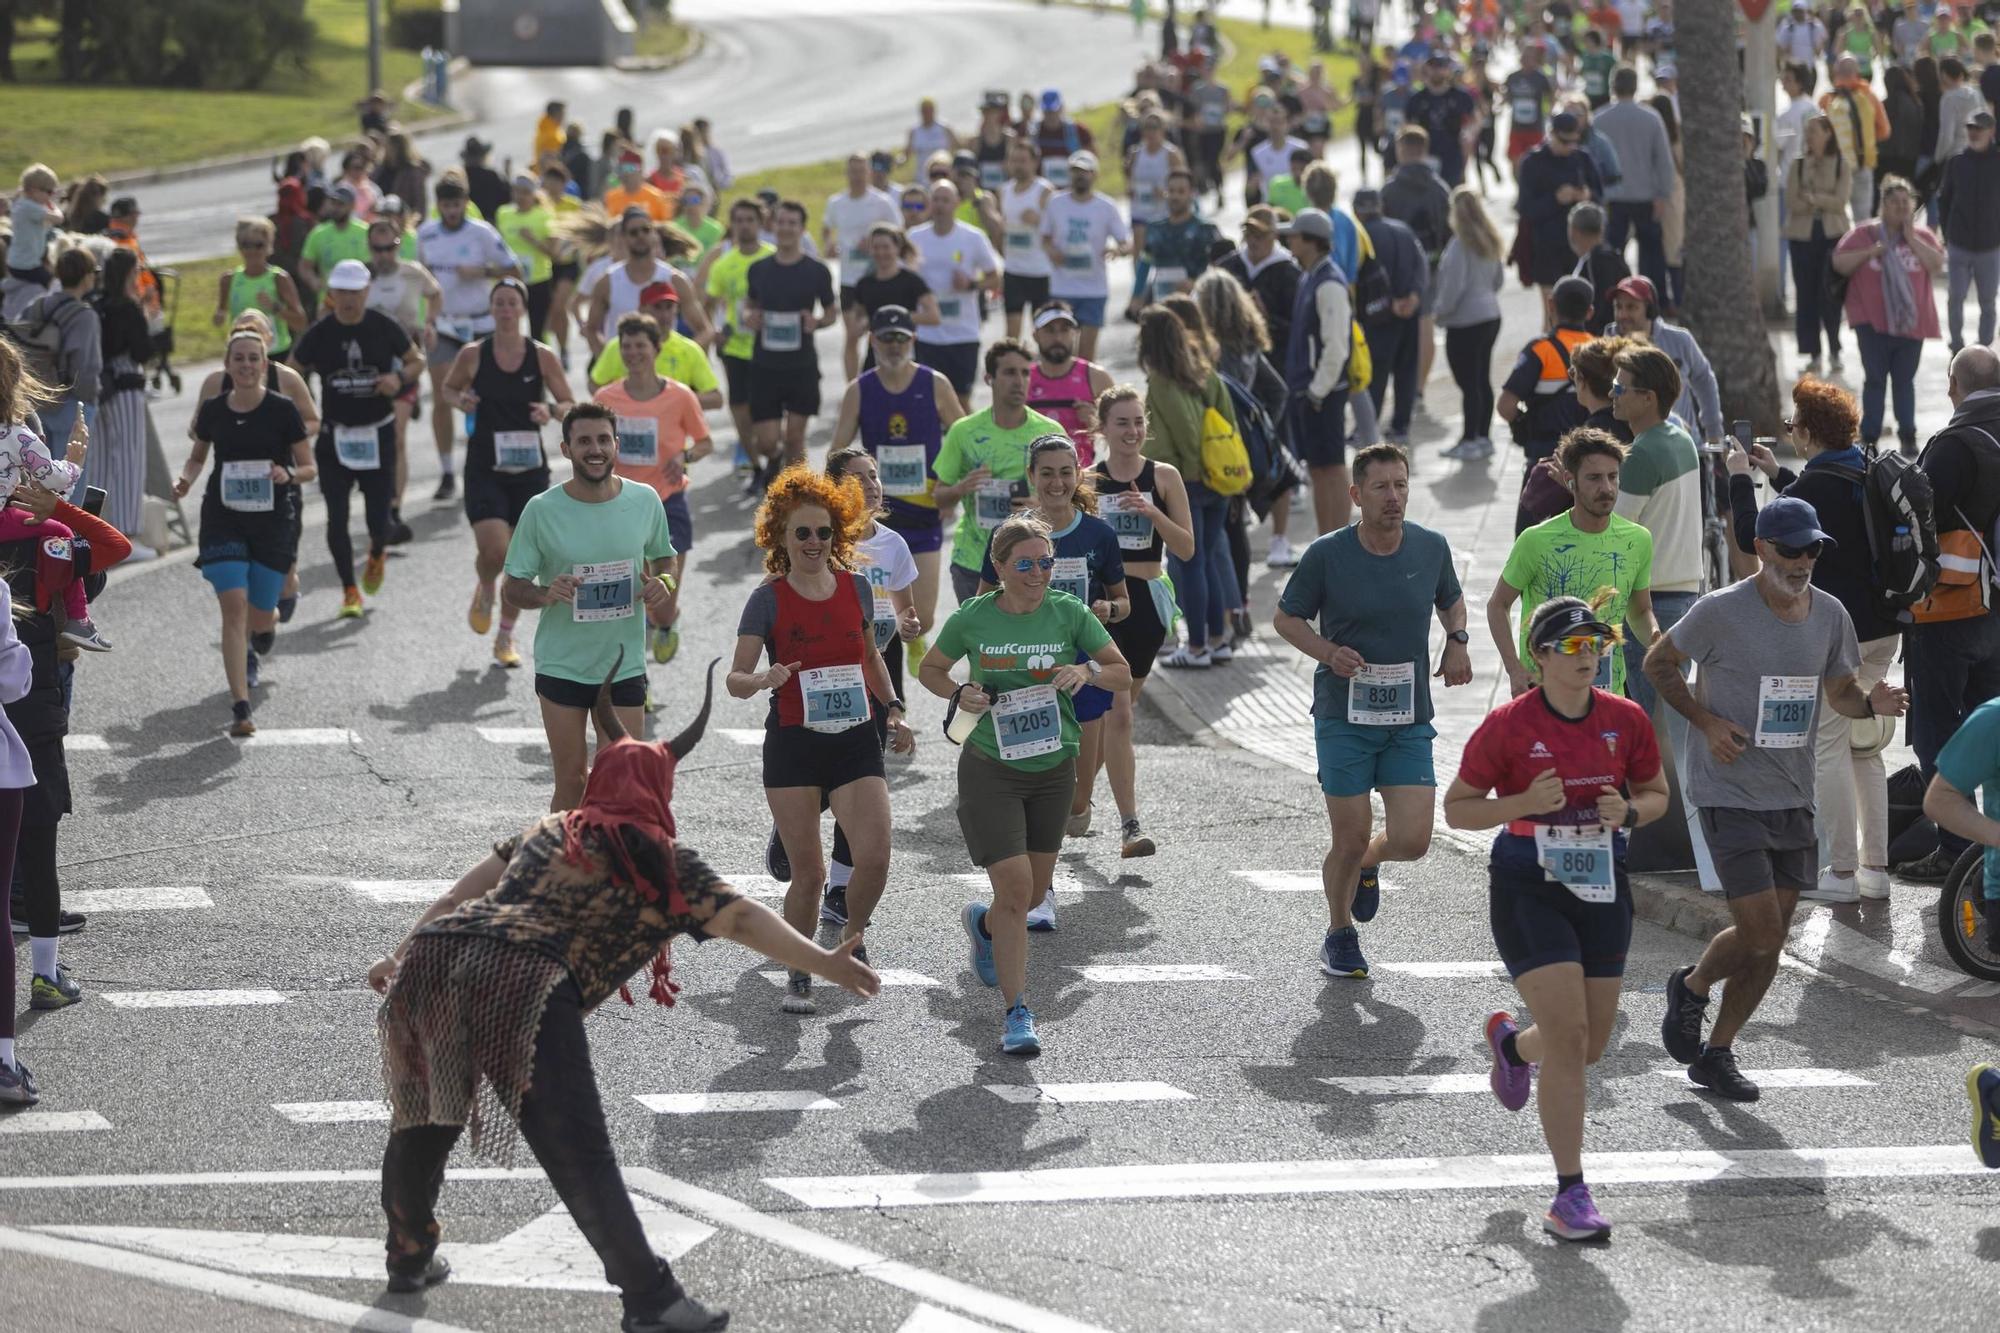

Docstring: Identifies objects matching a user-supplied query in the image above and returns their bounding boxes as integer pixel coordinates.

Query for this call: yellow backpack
[1200,406,1252,495]
[1347,320,1372,393]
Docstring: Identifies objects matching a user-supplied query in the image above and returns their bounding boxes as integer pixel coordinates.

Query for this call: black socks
[1558,1171,1584,1193]
[1500,1032,1525,1067]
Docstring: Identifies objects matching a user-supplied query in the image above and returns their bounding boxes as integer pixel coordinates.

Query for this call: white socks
[828,859,853,889]
[0,1037,14,1071]
[30,936,56,979]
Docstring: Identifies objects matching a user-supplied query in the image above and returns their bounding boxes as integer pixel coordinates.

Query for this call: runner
[1129,170,1220,319]
[297,183,371,302]
[1272,443,1472,979]
[907,180,1002,404]
[744,200,840,478]
[368,678,876,1330]
[495,172,562,342]
[971,90,1016,195]
[1503,40,1557,167]
[215,217,305,359]
[848,225,943,334]
[176,329,315,736]
[828,306,966,666]
[998,139,1056,339]
[729,466,904,1015]
[583,212,709,361]
[1124,111,1188,275]
[585,281,722,411]
[1443,593,1670,1243]
[362,217,440,545]
[500,402,680,811]
[918,513,1133,1055]
[1028,301,1116,467]
[442,277,578,668]
[824,154,902,380]
[973,433,1128,900]
[1039,151,1132,363]
[417,174,520,502]
[932,339,1064,604]
[1084,384,1194,857]
[289,260,426,620]
[1645,496,1909,1101]
[701,200,774,485]
[904,97,959,168]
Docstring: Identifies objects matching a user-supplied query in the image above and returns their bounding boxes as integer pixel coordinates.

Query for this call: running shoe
[361,552,388,596]
[1484,1011,1532,1112]
[492,634,522,669]
[1120,817,1156,858]
[1543,1183,1611,1243]
[433,473,457,502]
[905,634,928,677]
[230,714,257,739]
[961,902,998,986]
[59,618,112,652]
[1066,803,1091,838]
[1969,1065,2000,1169]
[1688,1046,1760,1102]
[1025,888,1057,933]
[622,1293,731,1333]
[652,622,680,664]
[1318,925,1369,979]
[30,964,82,1010]
[8,904,84,935]
[1856,868,1892,899]
[468,585,495,635]
[1803,869,1859,903]
[250,629,276,655]
[277,594,298,624]
[0,1058,36,1106]
[337,587,366,619]
[1466,437,1495,460]
[782,969,816,1015]
[766,824,792,883]
[245,649,260,690]
[385,518,416,547]
[1001,1001,1041,1056]
[1163,646,1211,669]
[386,1254,452,1294]
[1265,536,1298,568]
[123,542,158,562]
[820,884,849,927]
[1352,865,1382,923]
[1661,965,1708,1064]
[1440,438,1477,461]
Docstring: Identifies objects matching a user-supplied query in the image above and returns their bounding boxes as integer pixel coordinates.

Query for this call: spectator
[377,131,431,225]
[1608,343,1702,714]
[1354,189,1425,447]
[460,136,509,222]
[1777,2,1828,67]
[8,163,63,290]
[1832,175,1943,455]
[1566,201,1629,333]
[88,247,152,556]
[1516,112,1604,311]
[533,100,566,168]
[1607,275,1724,445]
[1566,97,1623,198]
[1432,186,1505,462]
[61,175,109,236]
[1140,307,1239,669]
[1938,110,2000,354]
[1214,206,1301,358]
[1594,64,1674,298]
[16,248,101,450]
[1381,127,1451,262]
[1647,94,1688,311]
[1280,208,1354,537]
[1495,275,1594,485]
[1512,333,1635,535]
[1820,55,1888,223]
[1195,267,1292,580]
[1725,377,1899,901]
[1878,64,1925,195]
[1784,113,1853,376]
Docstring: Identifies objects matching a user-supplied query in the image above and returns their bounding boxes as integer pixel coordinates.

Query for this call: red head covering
[560,736,690,1007]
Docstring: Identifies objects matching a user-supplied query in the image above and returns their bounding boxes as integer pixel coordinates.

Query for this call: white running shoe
[1856,868,1892,899]
[1266,536,1298,568]
[1803,869,1860,904]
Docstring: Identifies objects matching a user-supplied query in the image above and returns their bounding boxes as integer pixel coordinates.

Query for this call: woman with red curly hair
[1725,377,1902,902]
[728,464,903,1016]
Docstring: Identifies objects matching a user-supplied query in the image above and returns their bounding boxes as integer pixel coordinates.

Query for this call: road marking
[759,968,939,987]
[635,1091,841,1114]
[0,1225,480,1333]
[719,728,766,746]
[0,1110,111,1135]
[64,886,211,913]
[1376,961,1508,978]
[898,1304,1001,1333]
[476,726,547,745]
[347,879,452,904]
[983,1081,1193,1105]
[1231,871,1323,893]
[1791,909,1970,995]
[763,1145,1985,1210]
[237,728,360,747]
[952,872,1115,893]
[721,873,788,898]
[1961,981,2000,999]
[66,733,111,753]
[0,1166,543,1192]
[1321,1068,1876,1096]
[271,1101,391,1124]
[99,989,288,1009]
[1073,964,1249,983]
[1651,1068,1875,1089]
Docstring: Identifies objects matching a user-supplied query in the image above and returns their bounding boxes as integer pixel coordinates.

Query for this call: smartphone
[1731,420,1752,449]
[1009,479,1030,504]
[82,485,107,516]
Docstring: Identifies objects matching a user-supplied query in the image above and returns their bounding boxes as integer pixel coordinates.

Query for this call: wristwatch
[1446,629,1470,645]
[1086,660,1103,677]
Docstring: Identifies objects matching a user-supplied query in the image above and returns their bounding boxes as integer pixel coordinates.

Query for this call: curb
[613,23,706,73]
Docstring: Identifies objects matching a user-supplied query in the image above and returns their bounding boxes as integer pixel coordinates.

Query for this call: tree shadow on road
[1237,982,1432,1140]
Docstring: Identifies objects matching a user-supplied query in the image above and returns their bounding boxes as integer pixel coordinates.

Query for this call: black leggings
[380,979,679,1315]
[317,435,398,587]
[16,820,59,939]
[830,645,902,875]
[0,789,26,1041]
[527,279,554,343]
[1445,318,1503,442]
[1228,495,1252,602]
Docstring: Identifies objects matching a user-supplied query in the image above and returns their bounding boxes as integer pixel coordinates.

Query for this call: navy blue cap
[1756,495,1837,549]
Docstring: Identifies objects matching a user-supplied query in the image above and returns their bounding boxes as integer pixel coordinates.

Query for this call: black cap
[1529,602,1618,650]
[871,305,916,335]
[1352,188,1383,217]
[952,149,979,171]
[869,150,894,171]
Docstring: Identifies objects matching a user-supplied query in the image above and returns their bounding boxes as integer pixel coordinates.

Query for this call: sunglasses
[370,243,399,253]
[1609,381,1634,398]
[876,331,912,343]
[902,201,927,212]
[1771,538,1827,560]
[1548,634,1612,657]
[793,525,834,542]
[1012,556,1057,573]
[239,240,268,250]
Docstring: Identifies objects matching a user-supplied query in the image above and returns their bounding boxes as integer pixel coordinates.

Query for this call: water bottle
[946,684,984,746]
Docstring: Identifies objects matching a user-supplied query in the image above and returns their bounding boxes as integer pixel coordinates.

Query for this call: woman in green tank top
[215,217,305,355]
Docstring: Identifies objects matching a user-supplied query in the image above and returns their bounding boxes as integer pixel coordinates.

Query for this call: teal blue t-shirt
[1934,695,2000,900]
[503,478,677,686]
[1276,522,1463,724]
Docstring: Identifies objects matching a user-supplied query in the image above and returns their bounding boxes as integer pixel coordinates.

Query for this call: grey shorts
[1698,806,1817,900]
[956,746,1076,867]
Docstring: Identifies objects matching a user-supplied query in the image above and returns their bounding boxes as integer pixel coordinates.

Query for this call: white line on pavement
[898,1304,1002,1333]
[0,1167,541,1192]
[63,886,211,913]
[1072,965,1250,983]
[718,728,766,746]
[65,734,111,753]
[1650,1068,1875,1089]
[236,728,361,747]
[952,872,1116,893]
[476,726,547,745]
[982,1082,1194,1105]
[1791,909,1971,995]
[0,1111,112,1135]
[1376,962,1509,978]
[1231,871,1325,893]
[720,873,788,898]
[99,990,288,1009]
[635,1091,841,1114]
[346,879,453,904]
[759,968,939,987]
[1319,1068,1876,1096]
[271,1101,392,1124]
[763,1145,1986,1210]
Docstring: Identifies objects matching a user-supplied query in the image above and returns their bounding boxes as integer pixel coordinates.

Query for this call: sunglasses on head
[1772,538,1827,560]
[793,525,834,542]
[1012,556,1057,573]
[1548,633,1612,657]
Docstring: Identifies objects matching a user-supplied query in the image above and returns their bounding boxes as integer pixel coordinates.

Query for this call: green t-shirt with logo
[704,242,775,360]
[934,589,1112,771]
[1499,510,1654,694]
[932,406,1065,573]
[502,479,677,686]
[496,203,554,285]
[301,219,371,275]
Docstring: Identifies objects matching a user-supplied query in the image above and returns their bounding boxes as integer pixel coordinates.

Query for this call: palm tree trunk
[1675,2,1784,433]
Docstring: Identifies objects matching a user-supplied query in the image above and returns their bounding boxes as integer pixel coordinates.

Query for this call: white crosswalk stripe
[346,879,453,904]
[270,1101,391,1124]
[63,886,210,913]
[476,726,547,745]
[1073,965,1250,983]
[99,990,288,1009]
[634,1091,841,1114]
[236,728,359,747]
[757,968,939,987]
[0,1111,112,1135]
[982,1082,1193,1105]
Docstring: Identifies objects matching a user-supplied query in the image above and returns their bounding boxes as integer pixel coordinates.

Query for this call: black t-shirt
[850,267,931,318]
[291,309,411,427]
[192,389,306,536]
[745,253,836,368]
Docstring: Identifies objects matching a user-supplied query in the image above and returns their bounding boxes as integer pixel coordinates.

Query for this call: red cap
[1613,275,1657,305]
[619,149,644,167]
[639,281,679,307]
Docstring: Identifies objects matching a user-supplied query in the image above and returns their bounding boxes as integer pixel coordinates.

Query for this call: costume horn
[592,648,629,744]
[668,658,720,760]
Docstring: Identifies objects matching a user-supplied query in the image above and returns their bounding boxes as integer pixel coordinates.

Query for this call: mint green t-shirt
[503,479,677,686]
[932,406,1065,572]
[496,203,554,285]
[934,589,1112,771]
[1499,510,1654,694]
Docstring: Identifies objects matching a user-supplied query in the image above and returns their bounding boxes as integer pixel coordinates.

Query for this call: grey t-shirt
[1669,578,1861,812]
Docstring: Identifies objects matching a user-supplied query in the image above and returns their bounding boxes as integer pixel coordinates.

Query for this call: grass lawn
[165,256,242,369]
[631,17,695,62]
[0,0,426,181]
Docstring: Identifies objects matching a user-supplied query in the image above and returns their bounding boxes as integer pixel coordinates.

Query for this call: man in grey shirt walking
[1592,65,1675,299]
[1642,497,1907,1103]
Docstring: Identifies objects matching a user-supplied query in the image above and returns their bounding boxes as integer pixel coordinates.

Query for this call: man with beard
[1027,302,1115,466]
[1404,53,1482,188]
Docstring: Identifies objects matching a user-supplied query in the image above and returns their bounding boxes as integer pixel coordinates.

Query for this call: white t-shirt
[415,217,517,334]
[907,220,1000,346]
[1250,136,1307,186]
[1039,191,1131,300]
[1000,178,1056,279]
[855,522,919,653]
[598,259,676,339]
[824,188,903,286]
[365,261,432,336]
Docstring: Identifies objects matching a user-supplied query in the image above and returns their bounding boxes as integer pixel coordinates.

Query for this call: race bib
[1347,661,1416,726]
[938,295,964,322]
[762,310,803,352]
[1051,555,1089,603]
[334,424,381,471]
[440,317,479,342]
[1201,102,1227,129]
[846,243,869,267]
[220,459,274,513]
[1535,824,1616,903]
[616,415,660,467]
[494,430,542,474]
[1006,227,1036,254]
[980,160,1006,191]
[801,663,869,733]
[1101,491,1154,551]
[975,478,1016,529]
[1046,160,1071,188]
[878,442,928,496]
[572,559,635,623]
[1134,183,1163,214]
[872,592,899,651]
[1512,95,1540,126]
[1063,243,1094,272]
[993,683,1062,762]
[1755,674,1817,749]
[1151,265,1188,300]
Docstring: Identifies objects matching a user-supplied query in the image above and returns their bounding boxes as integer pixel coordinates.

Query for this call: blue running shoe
[1318,925,1370,978]
[1001,1002,1041,1056]
[962,902,998,987]
[820,884,848,927]
[1970,1065,2000,1169]
[1352,865,1381,923]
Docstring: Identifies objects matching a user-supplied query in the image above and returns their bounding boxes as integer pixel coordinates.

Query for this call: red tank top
[766,574,874,729]
[1029,358,1098,466]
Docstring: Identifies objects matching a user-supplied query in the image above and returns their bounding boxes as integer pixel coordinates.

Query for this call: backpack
[1218,368,1297,514]
[1352,251,1392,322]
[1818,448,1941,617]
[1199,403,1253,496]
[5,293,86,392]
